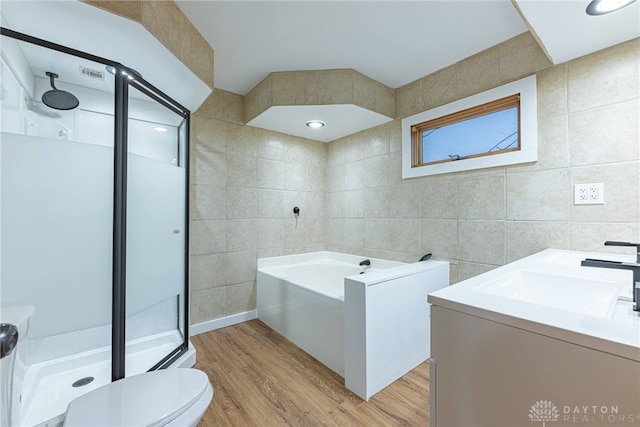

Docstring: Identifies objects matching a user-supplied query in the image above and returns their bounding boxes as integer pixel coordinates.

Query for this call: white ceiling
[175,0,638,142]
[176,0,640,96]
[516,0,640,64]
[176,0,528,95]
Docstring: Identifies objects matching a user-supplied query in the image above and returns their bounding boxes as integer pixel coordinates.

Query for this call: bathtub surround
[190,34,639,331]
[344,258,449,400]
[256,252,449,400]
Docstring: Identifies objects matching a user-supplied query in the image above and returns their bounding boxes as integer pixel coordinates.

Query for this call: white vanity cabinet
[427,249,640,427]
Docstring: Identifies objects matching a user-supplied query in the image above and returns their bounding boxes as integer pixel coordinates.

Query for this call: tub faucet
[581,241,640,312]
[359,259,371,274]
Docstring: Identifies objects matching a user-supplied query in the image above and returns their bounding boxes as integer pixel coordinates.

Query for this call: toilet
[63,368,213,427]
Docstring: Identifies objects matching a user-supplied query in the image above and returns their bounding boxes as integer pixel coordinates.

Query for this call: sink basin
[475,270,622,318]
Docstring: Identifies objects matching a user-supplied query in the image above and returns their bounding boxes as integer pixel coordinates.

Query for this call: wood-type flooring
[192,320,429,426]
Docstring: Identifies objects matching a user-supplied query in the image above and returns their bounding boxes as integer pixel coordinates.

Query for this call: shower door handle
[0,323,18,359]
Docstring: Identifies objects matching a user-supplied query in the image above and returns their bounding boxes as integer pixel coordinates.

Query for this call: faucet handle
[604,241,640,263]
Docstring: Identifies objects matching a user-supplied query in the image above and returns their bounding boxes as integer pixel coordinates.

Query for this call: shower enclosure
[0,28,191,426]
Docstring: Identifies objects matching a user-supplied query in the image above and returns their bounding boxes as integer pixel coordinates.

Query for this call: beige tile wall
[190,35,638,325]
[190,89,328,324]
[327,36,640,283]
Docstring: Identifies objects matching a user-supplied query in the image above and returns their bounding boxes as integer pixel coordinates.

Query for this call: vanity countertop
[428,249,640,361]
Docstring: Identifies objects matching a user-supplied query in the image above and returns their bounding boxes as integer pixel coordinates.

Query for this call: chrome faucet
[581,241,640,312]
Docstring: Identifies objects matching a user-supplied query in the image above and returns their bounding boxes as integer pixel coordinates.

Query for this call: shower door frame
[0,27,191,382]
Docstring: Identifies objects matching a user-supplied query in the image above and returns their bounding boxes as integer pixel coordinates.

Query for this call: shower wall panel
[1,133,113,344]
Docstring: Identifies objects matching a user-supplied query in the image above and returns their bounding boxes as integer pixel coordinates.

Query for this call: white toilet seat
[64,368,213,427]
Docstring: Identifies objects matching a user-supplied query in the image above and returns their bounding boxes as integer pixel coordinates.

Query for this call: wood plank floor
[192,320,430,426]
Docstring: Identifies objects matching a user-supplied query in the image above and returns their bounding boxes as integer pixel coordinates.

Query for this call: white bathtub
[257,251,449,400]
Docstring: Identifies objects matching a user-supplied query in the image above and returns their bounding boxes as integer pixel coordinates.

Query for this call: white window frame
[401,75,537,178]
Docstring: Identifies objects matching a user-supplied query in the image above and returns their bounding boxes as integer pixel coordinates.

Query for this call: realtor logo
[529,400,560,426]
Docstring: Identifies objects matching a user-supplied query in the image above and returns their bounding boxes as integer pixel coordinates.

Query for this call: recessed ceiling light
[153,126,168,132]
[306,120,326,129]
[586,0,637,15]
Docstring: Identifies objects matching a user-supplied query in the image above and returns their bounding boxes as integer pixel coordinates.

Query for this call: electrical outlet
[574,183,604,205]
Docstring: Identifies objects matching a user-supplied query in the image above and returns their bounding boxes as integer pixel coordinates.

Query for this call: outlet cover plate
[574,183,604,205]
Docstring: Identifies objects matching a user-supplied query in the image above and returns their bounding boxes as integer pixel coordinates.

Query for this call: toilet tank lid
[64,368,211,427]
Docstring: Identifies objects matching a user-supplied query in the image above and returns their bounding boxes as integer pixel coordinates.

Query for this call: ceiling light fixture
[306,120,325,129]
[586,0,637,15]
[153,126,169,132]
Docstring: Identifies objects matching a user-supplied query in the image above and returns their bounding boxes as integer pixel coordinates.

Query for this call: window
[402,75,537,178]
[412,94,520,166]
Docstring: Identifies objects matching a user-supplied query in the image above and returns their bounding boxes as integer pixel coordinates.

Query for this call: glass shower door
[124,83,188,375]
[0,36,116,425]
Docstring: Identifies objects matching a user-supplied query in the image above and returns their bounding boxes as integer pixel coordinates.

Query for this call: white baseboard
[189,310,257,336]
